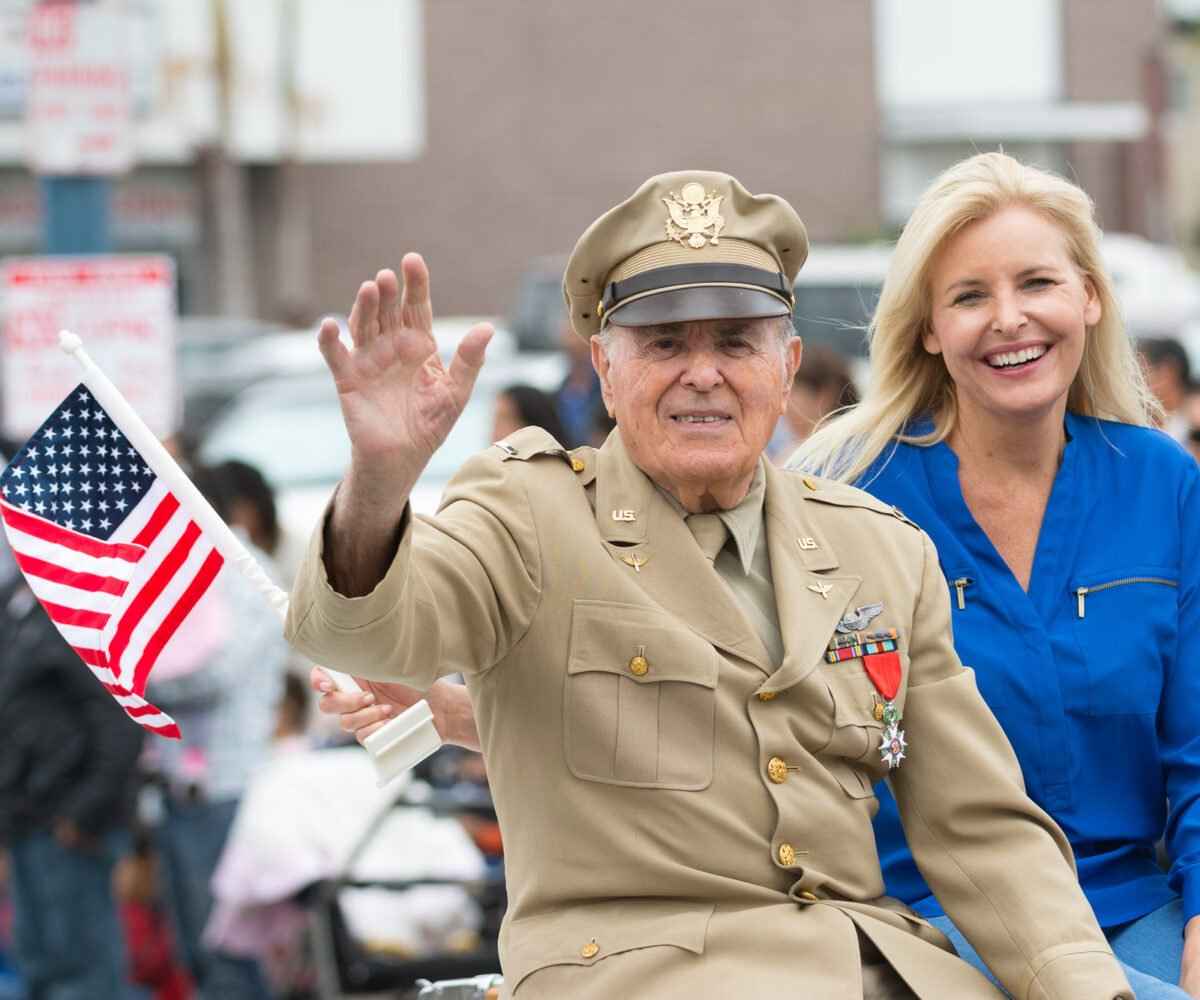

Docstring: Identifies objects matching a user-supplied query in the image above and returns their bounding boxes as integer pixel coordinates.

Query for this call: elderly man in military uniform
[288,172,1131,999]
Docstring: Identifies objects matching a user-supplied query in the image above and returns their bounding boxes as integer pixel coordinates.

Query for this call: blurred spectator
[214,460,280,558]
[211,459,305,591]
[115,831,192,1000]
[1138,336,1191,444]
[273,672,311,754]
[1186,384,1200,465]
[0,525,144,999]
[0,853,19,1000]
[770,344,860,462]
[491,384,569,444]
[143,463,286,1000]
[554,320,603,447]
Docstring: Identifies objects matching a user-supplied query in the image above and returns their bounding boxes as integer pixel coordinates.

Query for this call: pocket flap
[505,899,714,994]
[826,759,877,799]
[824,666,888,729]
[567,600,719,688]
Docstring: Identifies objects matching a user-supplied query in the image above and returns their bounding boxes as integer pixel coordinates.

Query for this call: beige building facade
[259,0,1168,322]
[0,0,1169,323]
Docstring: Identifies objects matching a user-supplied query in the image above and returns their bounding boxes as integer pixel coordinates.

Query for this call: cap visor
[606,286,790,328]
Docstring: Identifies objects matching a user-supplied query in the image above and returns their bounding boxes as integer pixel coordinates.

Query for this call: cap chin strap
[600,262,792,316]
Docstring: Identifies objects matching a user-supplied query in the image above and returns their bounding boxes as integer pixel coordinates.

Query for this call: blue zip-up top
[861,412,1200,928]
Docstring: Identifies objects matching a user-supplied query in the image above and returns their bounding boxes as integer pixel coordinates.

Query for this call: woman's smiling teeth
[986,344,1047,369]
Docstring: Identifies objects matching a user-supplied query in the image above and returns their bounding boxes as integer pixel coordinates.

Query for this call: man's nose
[680,351,723,391]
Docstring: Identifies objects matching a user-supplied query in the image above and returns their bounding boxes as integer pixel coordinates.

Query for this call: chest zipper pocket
[1075,577,1177,618]
[951,576,974,611]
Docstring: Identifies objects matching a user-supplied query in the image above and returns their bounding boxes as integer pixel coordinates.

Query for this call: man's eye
[649,338,679,353]
[722,338,753,353]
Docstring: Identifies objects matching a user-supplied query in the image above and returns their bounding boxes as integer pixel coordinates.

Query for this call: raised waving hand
[318,254,492,595]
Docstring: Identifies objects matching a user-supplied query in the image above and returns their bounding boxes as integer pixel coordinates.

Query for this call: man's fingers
[311,667,377,716]
[317,318,351,379]
[355,720,388,746]
[317,689,369,715]
[376,269,401,330]
[447,322,494,400]
[399,252,434,334]
[399,253,430,307]
[340,704,393,736]
[348,279,381,348]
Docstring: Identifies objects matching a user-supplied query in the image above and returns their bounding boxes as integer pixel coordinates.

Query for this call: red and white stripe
[0,481,225,739]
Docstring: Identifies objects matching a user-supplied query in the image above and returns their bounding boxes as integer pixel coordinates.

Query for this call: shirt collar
[654,462,766,576]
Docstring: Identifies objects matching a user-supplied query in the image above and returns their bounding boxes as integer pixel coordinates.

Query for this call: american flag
[0,384,225,739]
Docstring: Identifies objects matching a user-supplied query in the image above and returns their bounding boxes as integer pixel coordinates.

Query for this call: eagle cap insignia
[663,182,725,249]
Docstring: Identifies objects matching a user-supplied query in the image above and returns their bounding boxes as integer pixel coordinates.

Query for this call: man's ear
[781,337,803,414]
[590,334,616,417]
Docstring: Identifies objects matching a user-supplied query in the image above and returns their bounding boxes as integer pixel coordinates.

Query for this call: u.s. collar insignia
[836,602,884,634]
[663,182,725,249]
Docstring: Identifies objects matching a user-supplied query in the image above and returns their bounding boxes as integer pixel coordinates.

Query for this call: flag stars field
[0,382,227,739]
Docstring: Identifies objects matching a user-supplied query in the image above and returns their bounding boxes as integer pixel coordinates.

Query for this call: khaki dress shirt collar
[653,465,766,576]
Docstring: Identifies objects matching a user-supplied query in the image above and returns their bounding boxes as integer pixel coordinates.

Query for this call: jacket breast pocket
[1072,569,1177,716]
[564,600,718,790]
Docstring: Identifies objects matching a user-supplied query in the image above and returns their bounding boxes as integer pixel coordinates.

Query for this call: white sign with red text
[2,255,177,438]
[25,1,133,174]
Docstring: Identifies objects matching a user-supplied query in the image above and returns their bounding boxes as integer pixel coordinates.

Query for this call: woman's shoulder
[1072,413,1197,481]
[856,428,930,490]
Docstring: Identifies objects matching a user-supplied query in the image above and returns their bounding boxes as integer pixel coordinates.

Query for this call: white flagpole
[59,330,441,784]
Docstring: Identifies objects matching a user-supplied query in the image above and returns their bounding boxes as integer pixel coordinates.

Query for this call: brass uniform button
[873,702,885,722]
[757,691,777,702]
[629,655,649,677]
[580,940,599,959]
[778,842,797,866]
[802,476,818,491]
[571,457,586,473]
[767,757,789,784]
[800,890,819,902]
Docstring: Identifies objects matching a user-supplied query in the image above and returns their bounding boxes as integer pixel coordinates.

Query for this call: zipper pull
[1076,586,1088,619]
[953,577,971,610]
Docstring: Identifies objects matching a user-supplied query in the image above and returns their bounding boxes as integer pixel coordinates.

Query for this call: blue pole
[40,175,112,254]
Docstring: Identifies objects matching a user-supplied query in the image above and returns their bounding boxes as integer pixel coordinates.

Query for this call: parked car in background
[1100,234,1200,338]
[791,243,892,362]
[196,320,564,545]
[508,255,566,352]
[177,315,289,446]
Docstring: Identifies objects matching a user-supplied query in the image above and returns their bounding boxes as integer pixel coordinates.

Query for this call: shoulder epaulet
[493,426,594,479]
[794,472,920,530]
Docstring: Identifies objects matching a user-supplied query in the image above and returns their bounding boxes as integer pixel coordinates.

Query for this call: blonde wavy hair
[791,152,1160,484]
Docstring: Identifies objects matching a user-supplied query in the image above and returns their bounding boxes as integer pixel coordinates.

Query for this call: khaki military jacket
[287,428,1131,1000]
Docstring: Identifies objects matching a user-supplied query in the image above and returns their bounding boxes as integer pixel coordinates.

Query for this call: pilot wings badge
[663,182,725,249]
[835,602,884,634]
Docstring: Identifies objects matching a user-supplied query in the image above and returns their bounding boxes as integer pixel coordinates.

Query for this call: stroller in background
[208,743,505,999]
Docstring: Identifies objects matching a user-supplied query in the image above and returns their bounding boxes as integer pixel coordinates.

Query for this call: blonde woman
[792,153,1199,998]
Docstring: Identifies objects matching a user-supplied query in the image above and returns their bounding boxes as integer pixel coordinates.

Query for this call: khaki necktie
[686,513,728,561]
